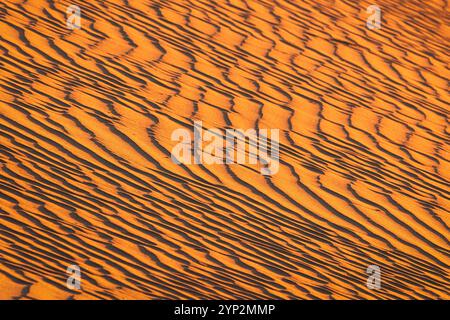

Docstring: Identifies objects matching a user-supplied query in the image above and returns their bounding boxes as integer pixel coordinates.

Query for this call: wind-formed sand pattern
[0,0,449,299]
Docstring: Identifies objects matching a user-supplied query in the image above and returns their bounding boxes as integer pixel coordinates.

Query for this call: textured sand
[0,0,449,299]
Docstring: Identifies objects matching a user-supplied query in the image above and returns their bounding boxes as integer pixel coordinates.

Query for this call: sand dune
[0,0,449,299]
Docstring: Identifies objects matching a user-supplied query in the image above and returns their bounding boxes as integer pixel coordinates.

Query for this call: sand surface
[0,0,449,299]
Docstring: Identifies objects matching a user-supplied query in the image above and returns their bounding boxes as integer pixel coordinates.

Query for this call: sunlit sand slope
[0,0,449,299]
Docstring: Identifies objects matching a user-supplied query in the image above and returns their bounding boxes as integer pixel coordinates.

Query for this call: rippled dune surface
[0,0,449,299]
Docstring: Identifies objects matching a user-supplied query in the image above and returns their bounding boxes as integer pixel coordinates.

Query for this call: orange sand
[0,0,449,299]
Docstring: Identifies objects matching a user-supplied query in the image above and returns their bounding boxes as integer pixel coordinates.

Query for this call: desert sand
[0,0,449,299]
